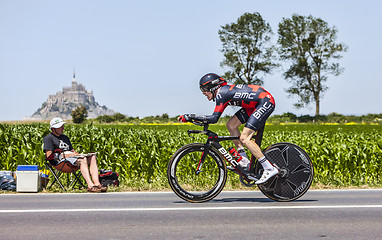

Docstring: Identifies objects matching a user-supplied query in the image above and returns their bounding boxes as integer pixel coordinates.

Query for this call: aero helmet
[199,73,227,93]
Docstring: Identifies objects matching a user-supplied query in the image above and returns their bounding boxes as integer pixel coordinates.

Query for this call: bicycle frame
[168,121,313,202]
[187,122,258,182]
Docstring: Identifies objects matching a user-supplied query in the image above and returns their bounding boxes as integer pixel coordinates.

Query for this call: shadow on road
[213,197,273,203]
[213,197,317,203]
[173,198,317,204]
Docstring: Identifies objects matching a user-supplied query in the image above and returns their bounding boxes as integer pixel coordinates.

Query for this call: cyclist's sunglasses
[200,81,212,92]
[200,85,210,92]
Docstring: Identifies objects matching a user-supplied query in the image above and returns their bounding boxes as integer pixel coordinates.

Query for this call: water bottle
[228,147,243,162]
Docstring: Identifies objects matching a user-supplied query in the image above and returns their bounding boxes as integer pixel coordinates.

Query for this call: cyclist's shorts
[234,97,275,131]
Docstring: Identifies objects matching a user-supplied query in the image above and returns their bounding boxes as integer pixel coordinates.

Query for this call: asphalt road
[1,189,382,239]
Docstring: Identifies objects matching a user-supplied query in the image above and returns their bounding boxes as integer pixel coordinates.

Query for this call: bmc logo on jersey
[253,102,272,119]
[233,92,256,100]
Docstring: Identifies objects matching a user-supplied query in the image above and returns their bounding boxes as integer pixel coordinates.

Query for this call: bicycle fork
[195,151,205,175]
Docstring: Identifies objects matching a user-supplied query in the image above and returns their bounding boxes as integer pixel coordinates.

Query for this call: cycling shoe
[255,167,279,184]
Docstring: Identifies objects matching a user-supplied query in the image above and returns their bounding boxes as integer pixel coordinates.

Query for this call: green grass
[1,123,381,192]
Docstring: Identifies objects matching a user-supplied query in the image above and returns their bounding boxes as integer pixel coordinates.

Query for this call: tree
[278,14,347,116]
[112,113,126,122]
[71,105,88,124]
[96,115,113,123]
[219,12,278,85]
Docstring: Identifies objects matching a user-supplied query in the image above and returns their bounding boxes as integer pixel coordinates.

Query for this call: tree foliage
[278,14,347,116]
[96,113,126,123]
[219,12,278,85]
[71,105,88,124]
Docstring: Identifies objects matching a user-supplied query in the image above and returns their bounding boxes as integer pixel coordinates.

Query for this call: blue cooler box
[16,165,40,192]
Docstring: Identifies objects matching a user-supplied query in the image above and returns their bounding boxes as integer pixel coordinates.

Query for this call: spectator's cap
[50,117,66,129]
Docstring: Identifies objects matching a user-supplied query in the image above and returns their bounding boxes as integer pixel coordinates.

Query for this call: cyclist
[178,73,278,184]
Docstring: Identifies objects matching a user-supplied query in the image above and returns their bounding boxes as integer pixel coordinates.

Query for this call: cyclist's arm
[180,97,228,124]
[191,112,222,124]
[188,100,228,124]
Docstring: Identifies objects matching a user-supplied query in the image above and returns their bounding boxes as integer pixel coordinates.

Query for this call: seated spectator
[43,117,107,193]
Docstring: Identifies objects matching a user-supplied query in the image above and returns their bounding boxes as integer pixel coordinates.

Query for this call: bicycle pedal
[247,175,258,181]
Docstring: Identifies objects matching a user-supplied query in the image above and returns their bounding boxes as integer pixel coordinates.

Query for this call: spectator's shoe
[96,184,108,192]
[255,167,279,184]
[87,186,101,193]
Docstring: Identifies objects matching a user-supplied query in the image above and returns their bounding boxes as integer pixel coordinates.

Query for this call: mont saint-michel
[30,73,115,120]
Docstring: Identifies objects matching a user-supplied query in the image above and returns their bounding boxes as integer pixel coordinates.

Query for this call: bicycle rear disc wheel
[167,143,227,203]
[255,142,314,202]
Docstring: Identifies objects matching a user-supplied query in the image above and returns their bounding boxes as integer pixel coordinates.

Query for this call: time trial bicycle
[167,120,313,203]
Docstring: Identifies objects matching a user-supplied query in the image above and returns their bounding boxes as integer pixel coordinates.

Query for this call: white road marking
[1,205,382,213]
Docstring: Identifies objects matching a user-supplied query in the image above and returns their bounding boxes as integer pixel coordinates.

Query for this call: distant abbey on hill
[30,73,115,120]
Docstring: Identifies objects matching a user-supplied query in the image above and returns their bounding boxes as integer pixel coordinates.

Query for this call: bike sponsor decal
[173,181,194,199]
[171,148,189,177]
[218,147,238,167]
[253,102,272,119]
[211,79,220,84]
[296,148,309,165]
[233,92,256,100]
[294,181,307,197]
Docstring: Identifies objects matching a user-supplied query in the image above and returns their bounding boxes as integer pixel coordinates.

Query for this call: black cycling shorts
[234,98,275,131]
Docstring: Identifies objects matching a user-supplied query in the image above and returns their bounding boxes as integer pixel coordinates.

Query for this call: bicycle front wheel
[167,143,227,203]
[255,142,314,202]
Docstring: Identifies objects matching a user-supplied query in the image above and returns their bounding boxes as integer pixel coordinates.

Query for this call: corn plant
[1,123,381,188]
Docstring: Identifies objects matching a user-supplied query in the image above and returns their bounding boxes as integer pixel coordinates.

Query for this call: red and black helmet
[199,73,227,93]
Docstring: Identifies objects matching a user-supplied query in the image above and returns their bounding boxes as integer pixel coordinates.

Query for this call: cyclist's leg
[240,99,278,184]
[226,110,250,168]
[240,127,263,159]
[226,113,245,150]
[254,124,264,148]
[230,107,266,149]
[241,129,278,184]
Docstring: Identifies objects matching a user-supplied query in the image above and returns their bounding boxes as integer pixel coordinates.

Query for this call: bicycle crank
[273,164,289,178]
[239,173,260,187]
[278,168,289,178]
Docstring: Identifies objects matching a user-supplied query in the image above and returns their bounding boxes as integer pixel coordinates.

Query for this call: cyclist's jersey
[193,84,275,131]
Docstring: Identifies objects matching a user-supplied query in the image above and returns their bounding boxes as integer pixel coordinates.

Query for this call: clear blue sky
[1,0,381,121]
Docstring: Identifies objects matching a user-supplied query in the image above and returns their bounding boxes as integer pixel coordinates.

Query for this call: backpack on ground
[99,169,119,187]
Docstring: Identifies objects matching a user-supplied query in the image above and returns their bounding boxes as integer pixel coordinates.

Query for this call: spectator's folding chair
[44,149,85,191]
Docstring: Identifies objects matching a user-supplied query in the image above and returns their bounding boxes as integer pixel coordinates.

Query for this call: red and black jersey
[194,84,275,124]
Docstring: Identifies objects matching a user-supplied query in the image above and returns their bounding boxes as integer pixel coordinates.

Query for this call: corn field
[0,123,381,188]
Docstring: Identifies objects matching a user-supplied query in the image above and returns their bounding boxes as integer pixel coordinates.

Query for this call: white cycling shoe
[255,167,279,184]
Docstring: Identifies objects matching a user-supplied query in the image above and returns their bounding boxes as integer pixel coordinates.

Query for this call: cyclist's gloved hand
[178,114,192,123]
